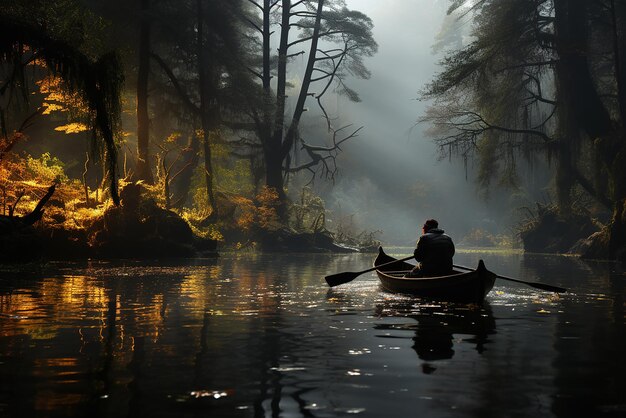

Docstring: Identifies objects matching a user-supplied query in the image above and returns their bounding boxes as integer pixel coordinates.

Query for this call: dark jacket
[413,228,455,276]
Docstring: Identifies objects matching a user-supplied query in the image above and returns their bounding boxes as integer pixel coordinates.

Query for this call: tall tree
[135,0,154,183]
[85,0,157,184]
[150,0,255,215]
[246,0,377,208]
[422,0,626,258]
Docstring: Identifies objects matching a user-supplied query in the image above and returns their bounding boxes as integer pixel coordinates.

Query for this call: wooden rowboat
[374,247,496,304]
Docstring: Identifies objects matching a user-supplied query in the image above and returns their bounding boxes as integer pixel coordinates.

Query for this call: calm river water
[0,249,625,418]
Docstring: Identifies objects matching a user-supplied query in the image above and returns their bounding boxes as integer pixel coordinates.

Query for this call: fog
[10,0,521,247]
[299,0,506,245]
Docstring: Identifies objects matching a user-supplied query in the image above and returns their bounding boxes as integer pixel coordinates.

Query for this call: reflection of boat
[374,247,496,304]
[374,300,496,366]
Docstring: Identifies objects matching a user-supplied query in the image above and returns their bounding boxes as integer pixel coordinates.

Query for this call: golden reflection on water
[1,253,624,418]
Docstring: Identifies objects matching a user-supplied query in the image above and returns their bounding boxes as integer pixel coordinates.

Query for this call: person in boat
[408,219,455,277]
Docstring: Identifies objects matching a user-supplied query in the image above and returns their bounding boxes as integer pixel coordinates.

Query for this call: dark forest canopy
[79,0,376,214]
[422,0,626,260]
[0,0,123,204]
[2,0,625,259]
[0,0,380,254]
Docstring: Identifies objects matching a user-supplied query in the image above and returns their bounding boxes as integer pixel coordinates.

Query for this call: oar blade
[325,271,359,287]
[456,264,568,294]
[325,252,415,287]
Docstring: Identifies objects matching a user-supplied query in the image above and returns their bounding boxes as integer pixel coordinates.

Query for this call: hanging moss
[0,14,123,204]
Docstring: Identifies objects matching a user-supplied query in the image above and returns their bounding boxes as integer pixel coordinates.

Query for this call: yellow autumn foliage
[255,187,281,231]
[54,123,89,134]
[0,152,87,221]
[36,75,90,133]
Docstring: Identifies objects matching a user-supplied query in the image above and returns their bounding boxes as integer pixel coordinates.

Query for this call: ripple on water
[1,253,624,418]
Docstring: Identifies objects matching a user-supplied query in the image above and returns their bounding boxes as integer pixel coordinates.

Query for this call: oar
[453,264,567,293]
[325,256,414,287]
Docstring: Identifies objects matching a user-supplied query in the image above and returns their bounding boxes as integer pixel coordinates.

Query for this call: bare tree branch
[285,124,362,186]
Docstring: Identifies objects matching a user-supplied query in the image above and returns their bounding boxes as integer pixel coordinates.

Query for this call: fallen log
[0,184,56,232]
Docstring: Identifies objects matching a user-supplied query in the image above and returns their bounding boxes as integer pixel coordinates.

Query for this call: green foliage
[0,0,379,251]
[460,227,519,248]
[189,165,210,212]
[1,0,105,52]
[180,208,225,242]
[26,153,69,184]
[213,141,256,197]
[423,0,626,242]
[421,0,555,196]
[317,6,378,87]
[289,187,327,233]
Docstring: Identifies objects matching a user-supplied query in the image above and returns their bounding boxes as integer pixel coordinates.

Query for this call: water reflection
[374,300,496,369]
[521,257,626,418]
[1,253,626,417]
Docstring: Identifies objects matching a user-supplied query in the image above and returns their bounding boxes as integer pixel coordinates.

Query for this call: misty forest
[1,1,626,418]
[2,0,626,260]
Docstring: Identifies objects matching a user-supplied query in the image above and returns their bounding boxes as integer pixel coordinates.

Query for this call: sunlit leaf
[42,103,66,115]
[54,123,89,134]
[166,132,182,143]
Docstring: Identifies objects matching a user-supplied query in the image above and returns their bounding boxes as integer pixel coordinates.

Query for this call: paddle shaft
[373,256,413,272]
[325,255,414,287]
[453,264,566,293]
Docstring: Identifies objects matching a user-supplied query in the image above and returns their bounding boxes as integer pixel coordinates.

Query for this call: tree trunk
[281,0,325,162]
[201,128,216,215]
[261,0,292,208]
[264,0,325,214]
[0,184,56,229]
[262,0,272,91]
[171,135,200,209]
[570,0,626,260]
[260,0,272,148]
[136,0,153,184]
[553,0,577,215]
[608,199,626,260]
[607,140,626,259]
[197,0,217,216]
[553,0,611,214]
[604,1,626,260]
[95,92,120,206]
